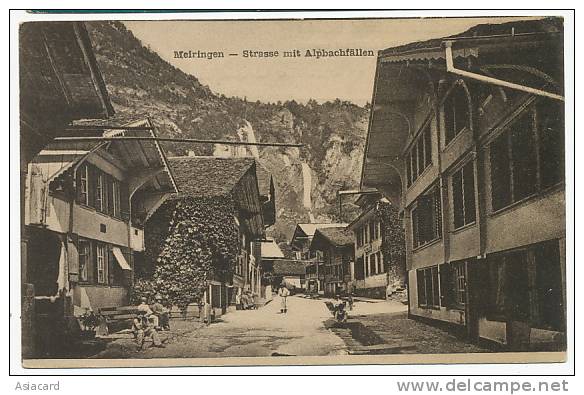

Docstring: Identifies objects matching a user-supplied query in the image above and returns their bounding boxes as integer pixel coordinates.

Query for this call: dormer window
[444,84,470,145]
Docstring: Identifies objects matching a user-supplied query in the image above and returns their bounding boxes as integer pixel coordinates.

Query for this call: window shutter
[106,175,114,216]
[120,182,130,221]
[419,195,432,243]
[88,241,96,284]
[433,188,442,238]
[417,269,427,306]
[439,264,455,308]
[87,165,96,208]
[452,170,464,229]
[75,165,84,204]
[67,235,79,283]
[463,162,476,224]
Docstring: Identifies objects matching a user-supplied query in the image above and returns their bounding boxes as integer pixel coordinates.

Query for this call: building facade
[290,223,347,293]
[150,156,266,316]
[20,21,115,358]
[24,119,177,355]
[309,227,354,296]
[348,195,406,299]
[359,18,565,350]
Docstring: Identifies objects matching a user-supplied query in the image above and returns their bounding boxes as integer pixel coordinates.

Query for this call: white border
[7,7,576,379]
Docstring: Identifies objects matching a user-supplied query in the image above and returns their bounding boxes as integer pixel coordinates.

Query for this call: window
[77,164,89,206]
[96,243,108,284]
[95,173,104,212]
[417,266,440,308]
[112,179,120,217]
[487,250,531,322]
[78,239,90,282]
[486,241,564,331]
[406,124,433,187]
[452,161,476,229]
[440,261,466,309]
[444,84,470,145]
[411,185,442,248]
[490,102,564,212]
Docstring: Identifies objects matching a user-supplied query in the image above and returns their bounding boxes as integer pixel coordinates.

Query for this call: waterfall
[301,162,315,223]
[240,120,260,159]
[212,120,260,159]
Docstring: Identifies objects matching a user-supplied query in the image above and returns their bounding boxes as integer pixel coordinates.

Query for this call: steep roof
[379,17,562,60]
[315,226,353,247]
[260,240,285,259]
[168,156,255,198]
[295,223,348,238]
[272,260,306,276]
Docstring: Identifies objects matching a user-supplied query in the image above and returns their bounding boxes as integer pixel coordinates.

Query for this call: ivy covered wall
[375,201,407,289]
[134,195,239,310]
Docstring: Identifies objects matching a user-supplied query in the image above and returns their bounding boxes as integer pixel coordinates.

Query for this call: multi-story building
[25,118,178,355]
[152,157,266,316]
[348,193,406,299]
[290,223,347,293]
[359,18,565,350]
[309,226,354,296]
[19,21,115,357]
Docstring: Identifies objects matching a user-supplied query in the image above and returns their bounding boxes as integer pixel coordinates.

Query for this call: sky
[124,17,539,106]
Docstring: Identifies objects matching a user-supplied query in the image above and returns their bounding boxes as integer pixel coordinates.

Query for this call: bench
[97,306,143,334]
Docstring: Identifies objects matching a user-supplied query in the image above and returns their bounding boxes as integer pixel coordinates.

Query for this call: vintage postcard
[14,11,570,370]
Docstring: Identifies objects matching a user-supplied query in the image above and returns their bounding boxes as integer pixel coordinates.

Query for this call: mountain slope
[86,21,370,241]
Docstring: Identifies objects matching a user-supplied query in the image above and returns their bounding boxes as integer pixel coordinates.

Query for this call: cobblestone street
[93,295,487,359]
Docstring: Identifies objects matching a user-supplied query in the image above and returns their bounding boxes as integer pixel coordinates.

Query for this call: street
[93,295,486,359]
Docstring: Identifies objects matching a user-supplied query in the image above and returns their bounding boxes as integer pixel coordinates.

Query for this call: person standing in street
[278,285,290,313]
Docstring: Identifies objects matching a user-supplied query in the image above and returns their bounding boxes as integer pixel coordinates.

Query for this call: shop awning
[112,247,132,271]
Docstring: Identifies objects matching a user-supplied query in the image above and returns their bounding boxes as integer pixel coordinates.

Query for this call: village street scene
[18,16,566,362]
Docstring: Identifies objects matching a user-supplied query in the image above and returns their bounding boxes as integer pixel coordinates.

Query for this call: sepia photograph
[14,11,570,370]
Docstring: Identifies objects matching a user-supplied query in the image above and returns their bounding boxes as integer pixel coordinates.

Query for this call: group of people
[133,294,171,350]
[235,290,257,310]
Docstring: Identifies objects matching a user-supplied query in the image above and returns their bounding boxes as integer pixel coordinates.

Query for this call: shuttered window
[452,161,476,229]
[406,123,433,187]
[490,101,563,212]
[417,266,440,308]
[78,239,90,282]
[96,243,108,284]
[411,184,442,248]
[444,84,470,145]
[77,164,89,206]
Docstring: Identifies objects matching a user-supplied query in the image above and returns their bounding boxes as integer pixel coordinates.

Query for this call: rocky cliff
[86,21,370,241]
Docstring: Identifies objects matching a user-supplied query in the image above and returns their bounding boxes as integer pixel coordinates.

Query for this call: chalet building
[309,227,354,296]
[24,118,177,355]
[20,21,115,357]
[155,157,266,315]
[291,223,347,293]
[359,18,565,350]
[347,194,406,299]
